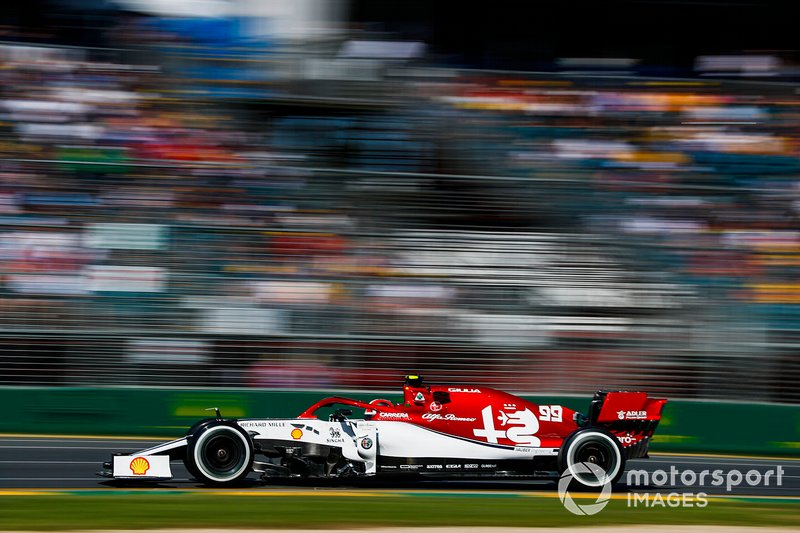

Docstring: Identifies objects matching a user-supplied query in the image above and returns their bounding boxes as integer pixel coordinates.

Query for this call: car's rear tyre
[185,421,253,486]
[557,428,624,490]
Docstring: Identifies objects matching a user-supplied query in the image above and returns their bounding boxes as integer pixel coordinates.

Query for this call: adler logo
[448,388,480,393]
[618,410,648,420]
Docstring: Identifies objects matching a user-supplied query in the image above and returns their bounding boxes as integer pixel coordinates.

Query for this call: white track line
[0,439,162,444]
[0,461,101,464]
[0,478,107,481]
[0,446,134,450]
[638,459,800,468]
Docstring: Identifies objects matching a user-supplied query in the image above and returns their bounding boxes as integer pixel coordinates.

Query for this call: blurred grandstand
[1,16,799,403]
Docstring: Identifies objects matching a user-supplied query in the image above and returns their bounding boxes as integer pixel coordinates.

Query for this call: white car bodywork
[111,417,559,481]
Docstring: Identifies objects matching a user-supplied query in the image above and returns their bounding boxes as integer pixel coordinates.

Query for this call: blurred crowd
[1,35,799,402]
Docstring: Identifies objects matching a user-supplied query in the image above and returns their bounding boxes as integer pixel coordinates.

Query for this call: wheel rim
[202,434,244,474]
[577,443,611,471]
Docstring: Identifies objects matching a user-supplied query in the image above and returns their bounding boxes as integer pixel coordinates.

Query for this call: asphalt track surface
[0,435,798,497]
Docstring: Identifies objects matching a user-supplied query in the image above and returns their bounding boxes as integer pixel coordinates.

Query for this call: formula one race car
[99,375,666,489]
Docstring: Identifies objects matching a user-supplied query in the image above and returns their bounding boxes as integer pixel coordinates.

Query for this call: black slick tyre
[557,427,625,490]
[185,421,253,486]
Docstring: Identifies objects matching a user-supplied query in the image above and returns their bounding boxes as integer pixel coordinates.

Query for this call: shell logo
[290,428,303,440]
[129,456,150,475]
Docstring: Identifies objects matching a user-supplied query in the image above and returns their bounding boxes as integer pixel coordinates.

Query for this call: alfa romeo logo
[360,437,373,450]
[557,462,612,516]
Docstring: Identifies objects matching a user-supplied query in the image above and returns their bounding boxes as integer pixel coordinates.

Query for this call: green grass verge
[0,494,798,530]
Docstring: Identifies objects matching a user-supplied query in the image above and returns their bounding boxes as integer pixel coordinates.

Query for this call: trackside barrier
[0,388,797,456]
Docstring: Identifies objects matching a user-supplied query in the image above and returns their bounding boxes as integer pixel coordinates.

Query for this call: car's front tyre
[185,421,253,486]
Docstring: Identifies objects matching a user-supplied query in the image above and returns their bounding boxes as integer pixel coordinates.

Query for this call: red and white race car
[100,375,666,489]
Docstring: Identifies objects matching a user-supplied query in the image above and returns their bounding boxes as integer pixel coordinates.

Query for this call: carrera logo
[448,387,480,393]
[617,410,648,420]
[378,412,410,419]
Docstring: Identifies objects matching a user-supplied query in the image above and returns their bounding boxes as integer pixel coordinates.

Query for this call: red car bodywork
[299,381,667,458]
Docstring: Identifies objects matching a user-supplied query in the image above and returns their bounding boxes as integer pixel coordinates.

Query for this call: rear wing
[590,390,667,425]
[589,390,667,458]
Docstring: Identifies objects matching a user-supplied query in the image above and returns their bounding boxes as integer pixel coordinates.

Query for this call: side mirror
[329,408,353,422]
